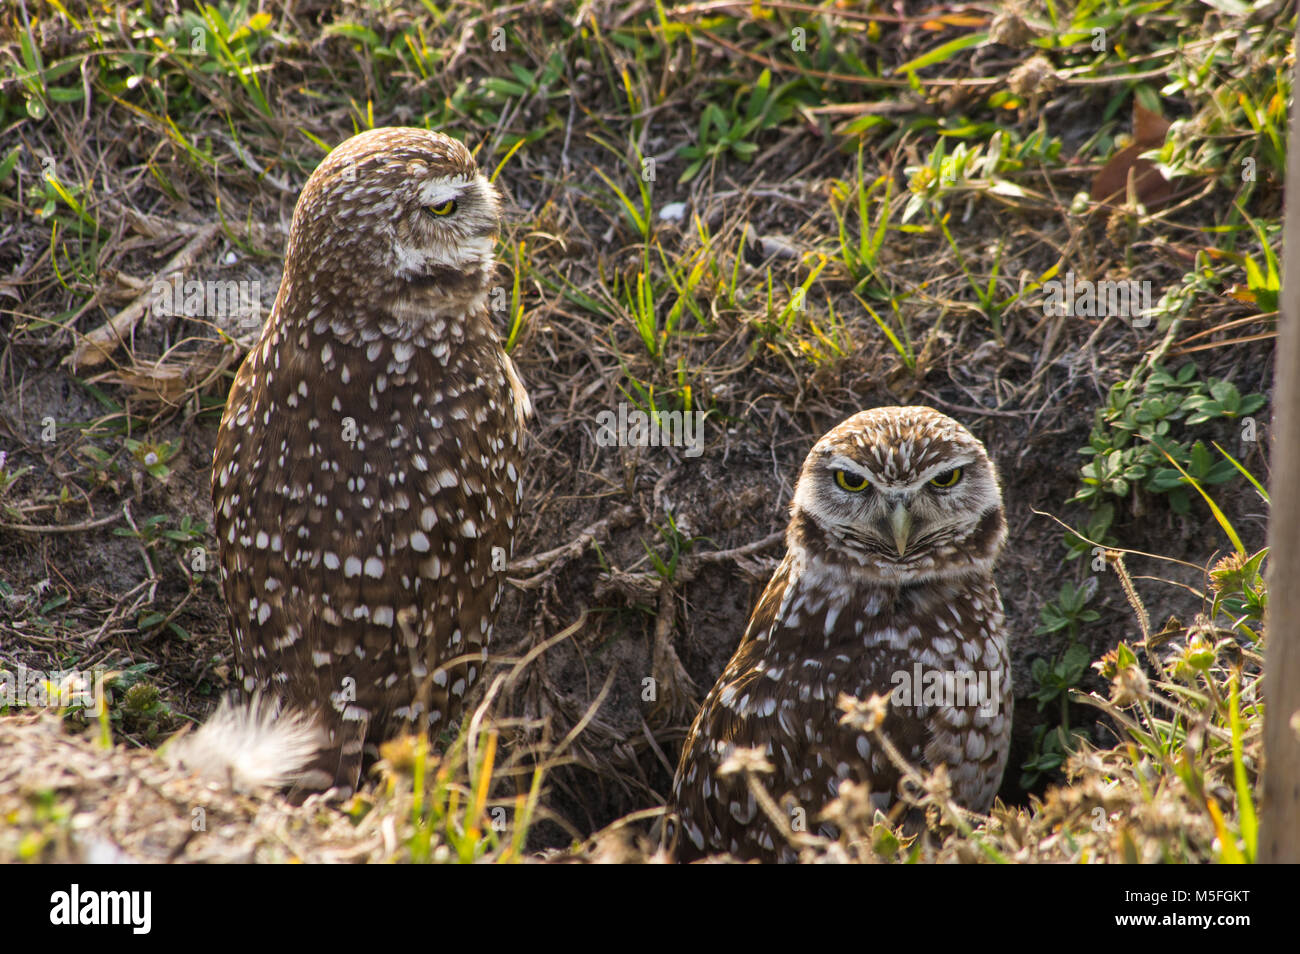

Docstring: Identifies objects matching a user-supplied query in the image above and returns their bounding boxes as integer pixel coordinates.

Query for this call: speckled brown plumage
[212,127,529,794]
[671,406,1010,861]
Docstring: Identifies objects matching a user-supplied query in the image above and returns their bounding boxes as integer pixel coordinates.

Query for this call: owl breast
[213,307,524,789]
[672,554,1011,862]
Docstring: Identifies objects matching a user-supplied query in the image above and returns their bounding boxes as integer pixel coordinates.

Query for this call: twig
[916,391,1027,420]
[0,509,124,533]
[686,529,784,567]
[649,583,700,722]
[120,502,159,605]
[507,504,639,587]
[64,223,220,370]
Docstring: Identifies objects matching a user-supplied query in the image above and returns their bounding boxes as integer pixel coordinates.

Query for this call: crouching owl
[671,406,1010,861]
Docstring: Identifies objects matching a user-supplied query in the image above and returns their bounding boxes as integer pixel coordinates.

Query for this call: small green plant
[123,438,181,480]
[0,584,71,639]
[902,139,976,222]
[1073,363,1266,517]
[1020,722,1087,791]
[591,141,654,242]
[1090,618,1262,864]
[599,234,712,377]
[823,152,916,366]
[1218,213,1281,314]
[1062,504,1120,562]
[117,680,178,742]
[1020,580,1099,789]
[752,255,830,341]
[676,69,795,183]
[1070,460,1267,862]
[642,512,703,584]
[1207,548,1267,642]
[932,213,1016,342]
[502,239,528,353]
[0,451,31,500]
[114,513,207,558]
[1034,580,1102,641]
[828,148,895,294]
[195,4,277,118]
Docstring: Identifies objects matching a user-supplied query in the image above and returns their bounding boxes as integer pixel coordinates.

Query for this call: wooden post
[1260,19,1300,864]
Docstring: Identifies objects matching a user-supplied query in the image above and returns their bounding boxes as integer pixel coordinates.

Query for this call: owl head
[789,406,1006,584]
[280,127,502,329]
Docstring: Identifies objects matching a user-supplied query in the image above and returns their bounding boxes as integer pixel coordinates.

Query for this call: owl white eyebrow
[826,456,873,481]
[920,460,972,478]
[918,458,974,483]
[825,454,974,490]
[417,176,474,207]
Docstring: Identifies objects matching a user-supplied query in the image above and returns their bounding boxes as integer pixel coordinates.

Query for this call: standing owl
[671,406,1010,861]
[211,127,529,794]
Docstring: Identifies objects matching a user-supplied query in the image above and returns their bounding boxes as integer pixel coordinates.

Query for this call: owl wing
[212,337,520,793]
[671,558,812,860]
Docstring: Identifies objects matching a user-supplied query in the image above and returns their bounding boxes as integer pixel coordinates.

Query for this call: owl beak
[888,501,913,557]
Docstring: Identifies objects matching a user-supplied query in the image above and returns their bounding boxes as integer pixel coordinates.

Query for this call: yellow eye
[929,467,963,488]
[834,470,869,492]
[427,199,457,216]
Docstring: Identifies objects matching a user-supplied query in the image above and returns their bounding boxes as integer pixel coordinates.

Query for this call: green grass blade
[1228,675,1257,863]
[1211,441,1269,503]
[1153,443,1245,554]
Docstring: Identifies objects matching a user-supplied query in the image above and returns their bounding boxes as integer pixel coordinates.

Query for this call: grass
[0,0,1287,862]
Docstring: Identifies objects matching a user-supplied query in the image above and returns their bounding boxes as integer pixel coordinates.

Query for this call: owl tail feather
[164,694,327,794]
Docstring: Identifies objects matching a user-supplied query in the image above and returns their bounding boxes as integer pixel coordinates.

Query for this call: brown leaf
[1090,103,1173,210]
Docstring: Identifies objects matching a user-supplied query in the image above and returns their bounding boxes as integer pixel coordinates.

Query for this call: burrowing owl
[212,127,529,793]
[671,406,1010,861]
